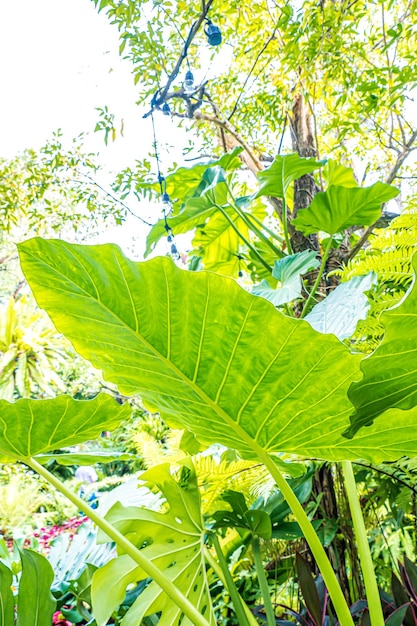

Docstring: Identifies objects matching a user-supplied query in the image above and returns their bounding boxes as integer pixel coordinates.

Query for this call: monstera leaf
[0,395,129,462]
[347,254,417,437]
[91,462,215,626]
[305,273,377,340]
[255,153,325,199]
[292,182,399,236]
[253,250,319,307]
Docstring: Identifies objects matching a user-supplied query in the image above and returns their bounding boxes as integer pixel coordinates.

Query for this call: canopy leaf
[292,183,399,236]
[322,160,358,188]
[255,153,325,200]
[92,462,215,626]
[139,147,243,208]
[0,394,129,462]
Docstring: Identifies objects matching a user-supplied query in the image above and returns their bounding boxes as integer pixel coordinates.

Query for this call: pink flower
[52,610,71,625]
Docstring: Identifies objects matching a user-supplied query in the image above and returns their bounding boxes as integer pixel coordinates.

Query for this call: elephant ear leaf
[346,254,417,437]
[91,462,215,626]
[18,238,364,462]
[0,395,129,462]
[19,238,417,463]
[305,273,377,340]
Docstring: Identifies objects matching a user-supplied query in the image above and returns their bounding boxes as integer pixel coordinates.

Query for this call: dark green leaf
[0,561,14,626]
[296,553,322,626]
[17,549,56,626]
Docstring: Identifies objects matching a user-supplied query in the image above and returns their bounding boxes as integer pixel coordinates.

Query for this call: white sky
[0,0,188,255]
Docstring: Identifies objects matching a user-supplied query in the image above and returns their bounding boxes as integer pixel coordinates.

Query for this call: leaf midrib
[22,248,267,457]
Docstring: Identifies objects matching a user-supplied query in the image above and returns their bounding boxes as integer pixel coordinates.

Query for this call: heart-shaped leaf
[292,183,399,236]
[91,462,215,626]
[0,394,129,462]
[253,250,319,307]
[19,238,417,463]
[255,153,325,200]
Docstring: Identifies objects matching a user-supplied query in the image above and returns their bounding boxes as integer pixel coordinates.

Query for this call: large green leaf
[347,255,417,436]
[0,395,129,462]
[0,561,13,626]
[305,273,377,340]
[253,250,319,307]
[255,153,325,200]
[17,549,56,626]
[292,182,399,236]
[92,462,215,626]
[19,238,417,463]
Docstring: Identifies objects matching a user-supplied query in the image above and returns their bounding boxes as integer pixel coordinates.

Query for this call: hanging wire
[150,108,180,260]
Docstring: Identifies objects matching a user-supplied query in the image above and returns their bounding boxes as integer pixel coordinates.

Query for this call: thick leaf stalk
[342,461,384,626]
[211,533,252,626]
[252,536,276,626]
[259,451,355,626]
[300,236,333,318]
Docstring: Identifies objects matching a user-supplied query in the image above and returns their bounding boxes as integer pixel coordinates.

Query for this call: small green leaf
[292,183,399,236]
[255,153,325,200]
[17,549,56,626]
[253,250,319,306]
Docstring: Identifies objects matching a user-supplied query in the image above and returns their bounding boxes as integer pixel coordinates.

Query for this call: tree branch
[345,128,417,262]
